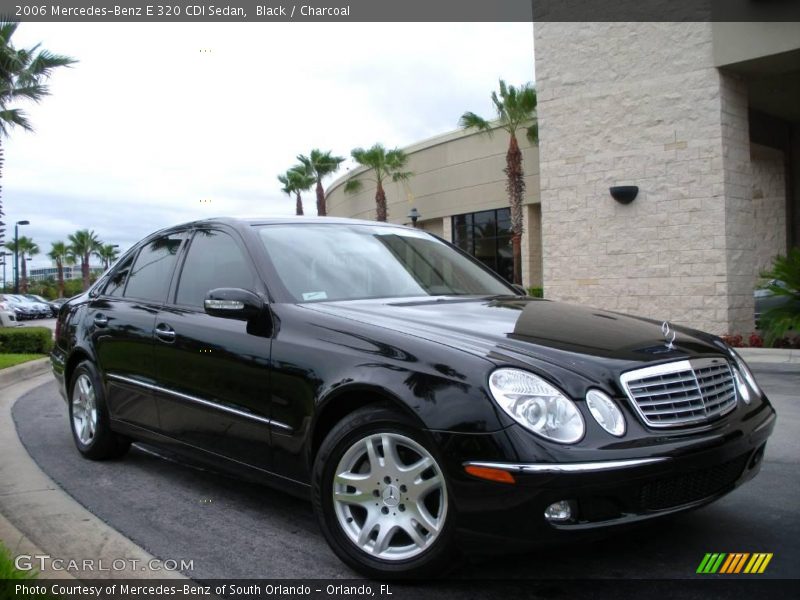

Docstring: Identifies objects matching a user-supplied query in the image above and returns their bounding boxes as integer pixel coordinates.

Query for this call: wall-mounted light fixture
[407,207,420,227]
[609,186,638,204]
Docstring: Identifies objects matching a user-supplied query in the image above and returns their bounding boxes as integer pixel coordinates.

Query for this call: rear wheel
[69,361,130,460]
[312,407,457,578]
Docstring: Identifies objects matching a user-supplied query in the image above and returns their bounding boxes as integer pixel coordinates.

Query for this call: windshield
[257,223,515,302]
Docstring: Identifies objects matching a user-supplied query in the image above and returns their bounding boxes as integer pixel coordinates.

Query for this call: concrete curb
[0,357,51,389]
[0,374,187,580]
[738,348,799,364]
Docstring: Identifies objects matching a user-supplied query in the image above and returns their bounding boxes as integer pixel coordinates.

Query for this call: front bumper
[433,404,776,548]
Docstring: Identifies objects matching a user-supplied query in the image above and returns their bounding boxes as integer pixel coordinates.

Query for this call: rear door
[152,227,274,470]
[90,231,186,431]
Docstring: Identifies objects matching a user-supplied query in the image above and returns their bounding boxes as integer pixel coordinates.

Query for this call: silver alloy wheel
[72,373,98,445]
[332,432,448,561]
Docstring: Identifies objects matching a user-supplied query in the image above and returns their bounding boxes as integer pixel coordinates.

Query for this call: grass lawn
[0,354,45,370]
[0,542,35,580]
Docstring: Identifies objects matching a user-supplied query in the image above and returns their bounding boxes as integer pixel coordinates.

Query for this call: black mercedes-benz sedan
[51,217,776,578]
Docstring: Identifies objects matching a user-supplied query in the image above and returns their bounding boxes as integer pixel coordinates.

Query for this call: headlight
[488,368,585,444]
[728,349,762,404]
[585,389,626,436]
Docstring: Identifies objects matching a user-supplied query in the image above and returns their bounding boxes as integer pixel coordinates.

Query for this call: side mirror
[204,288,264,320]
[511,284,528,296]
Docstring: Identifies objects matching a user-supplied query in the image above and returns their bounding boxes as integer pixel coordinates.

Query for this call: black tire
[312,406,459,579]
[68,361,130,460]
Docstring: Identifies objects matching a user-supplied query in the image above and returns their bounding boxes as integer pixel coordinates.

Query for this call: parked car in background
[7,294,49,319]
[49,297,70,314]
[51,217,776,578]
[25,294,58,317]
[755,280,796,329]
[0,294,35,320]
[0,298,22,325]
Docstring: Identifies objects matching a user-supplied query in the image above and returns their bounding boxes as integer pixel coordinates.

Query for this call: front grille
[640,454,749,510]
[620,358,737,428]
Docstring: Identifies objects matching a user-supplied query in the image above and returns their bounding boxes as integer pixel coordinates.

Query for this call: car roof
[149,216,409,237]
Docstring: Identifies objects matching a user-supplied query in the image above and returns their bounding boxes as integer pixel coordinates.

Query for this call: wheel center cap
[382,484,400,507]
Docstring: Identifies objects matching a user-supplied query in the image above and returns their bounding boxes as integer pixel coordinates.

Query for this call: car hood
[304,296,729,381]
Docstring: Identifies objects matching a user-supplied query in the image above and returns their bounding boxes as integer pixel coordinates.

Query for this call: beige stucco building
[327,22,799,336]
[326,128,543,287]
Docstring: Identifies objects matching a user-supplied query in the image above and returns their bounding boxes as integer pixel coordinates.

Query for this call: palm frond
[2,83,48,103]
[759,248,800,344]
[761,304,800,345]
[490,90,505,119]
[391,171,412,182]
[0,22,19,46]
[0,108,33,135]
[526,121,538,144]
[459,111,492,134]
[343,179,363,194]
[0,25,75,140]
[350,147,367,165]
[25,50,77,79]
[385,148,409,169]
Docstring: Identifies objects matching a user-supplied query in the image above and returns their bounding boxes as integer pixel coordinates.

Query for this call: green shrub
[526,286,544,298]
[0,327,53,354]
[760,248,800,345]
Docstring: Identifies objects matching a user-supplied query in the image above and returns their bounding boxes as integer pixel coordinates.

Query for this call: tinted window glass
[176,230,255,307]
[104,254,135,297]
[257,224,513,302]
[124,233,184,302]
[451,208,512,282]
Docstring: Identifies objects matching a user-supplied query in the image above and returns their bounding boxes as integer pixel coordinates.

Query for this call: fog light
[544,500,573,522]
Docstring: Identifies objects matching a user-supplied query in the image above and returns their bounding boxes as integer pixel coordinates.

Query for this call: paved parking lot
[9,364,799,593]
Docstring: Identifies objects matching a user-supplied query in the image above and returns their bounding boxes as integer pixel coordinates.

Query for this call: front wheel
[312,407,457,578]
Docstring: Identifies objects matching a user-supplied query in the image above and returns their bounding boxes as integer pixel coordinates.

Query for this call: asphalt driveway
[10,364,799,590]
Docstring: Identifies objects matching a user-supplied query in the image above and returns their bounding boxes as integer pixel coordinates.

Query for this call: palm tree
[67,229,101,291]
[278,166,315,216]
[4,235,37,292]
[47,240,74,298]
[459,80,538,285]
[97,243,120,269]
[0,22,76,249]
[296,149,345,217]
[343,144,412,222]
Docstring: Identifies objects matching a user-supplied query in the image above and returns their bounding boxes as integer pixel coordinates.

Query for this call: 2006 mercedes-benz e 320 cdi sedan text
[51,217,776,578]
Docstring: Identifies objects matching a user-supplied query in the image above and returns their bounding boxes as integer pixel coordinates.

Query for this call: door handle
[93,314,108,327]
[154,323,176,342]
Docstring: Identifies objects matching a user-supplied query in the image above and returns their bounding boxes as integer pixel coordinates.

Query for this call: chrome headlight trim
[585,389,626,437]
[488,368,585,444]
[728,348,762,402]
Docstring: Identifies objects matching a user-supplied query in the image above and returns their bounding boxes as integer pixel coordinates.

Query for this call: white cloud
[3,22,534,269]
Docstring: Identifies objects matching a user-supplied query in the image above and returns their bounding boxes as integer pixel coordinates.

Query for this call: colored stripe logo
[697,553,773,574]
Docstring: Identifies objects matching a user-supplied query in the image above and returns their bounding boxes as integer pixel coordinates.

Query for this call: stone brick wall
[522,204,543,288]
[751,144,787,277]
[534,22,762,334]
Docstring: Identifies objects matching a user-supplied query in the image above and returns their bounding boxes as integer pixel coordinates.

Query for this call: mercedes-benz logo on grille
[661,321,677,350]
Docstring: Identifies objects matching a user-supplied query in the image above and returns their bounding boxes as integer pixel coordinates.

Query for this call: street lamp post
[23,255,32,293]
[1,252,10,291]
[13,220,30,294]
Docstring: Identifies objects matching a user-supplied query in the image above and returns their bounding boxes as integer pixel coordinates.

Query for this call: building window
[452,208,512,282]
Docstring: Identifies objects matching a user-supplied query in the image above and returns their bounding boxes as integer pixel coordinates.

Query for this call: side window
[104,253,135,297]
[175,230,255,308]
[124,233,184,302]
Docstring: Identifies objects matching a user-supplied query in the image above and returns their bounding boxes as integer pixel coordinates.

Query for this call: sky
[3,22,535,271]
